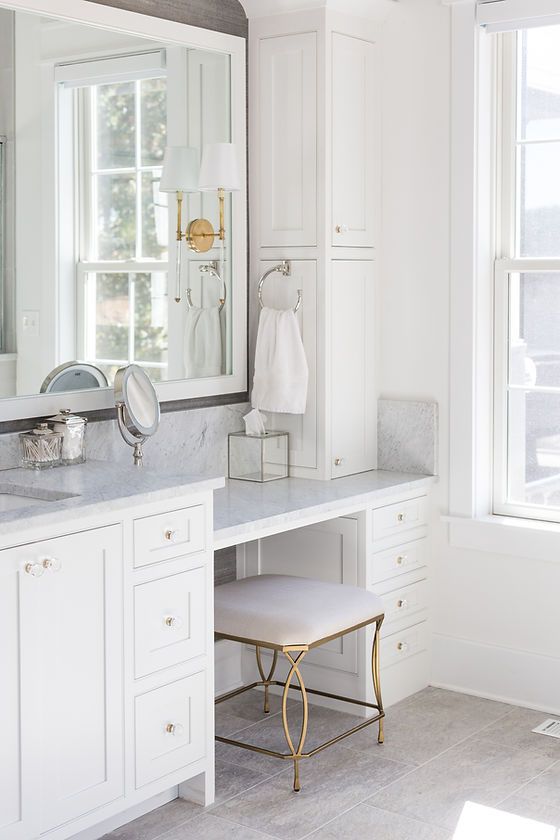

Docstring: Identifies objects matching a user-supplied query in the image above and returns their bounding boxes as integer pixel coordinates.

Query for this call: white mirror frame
[0,0,247,422]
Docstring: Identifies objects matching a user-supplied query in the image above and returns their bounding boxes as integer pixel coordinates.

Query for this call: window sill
[442,513,560,562]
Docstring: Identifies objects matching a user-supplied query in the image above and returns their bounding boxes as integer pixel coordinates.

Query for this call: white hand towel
[251,307,309,414]
[184,306,223,378]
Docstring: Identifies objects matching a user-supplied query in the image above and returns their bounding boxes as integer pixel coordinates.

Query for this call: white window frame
[446,0,560,560]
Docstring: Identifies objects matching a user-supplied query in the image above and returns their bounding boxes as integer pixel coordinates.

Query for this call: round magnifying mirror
[114,365,160,466]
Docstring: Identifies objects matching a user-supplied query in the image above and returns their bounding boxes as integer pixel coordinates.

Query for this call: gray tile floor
[104,687,560,840]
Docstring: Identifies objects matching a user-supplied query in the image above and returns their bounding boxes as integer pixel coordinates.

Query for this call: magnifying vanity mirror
[114,364,160,466]
[0,0,247,422]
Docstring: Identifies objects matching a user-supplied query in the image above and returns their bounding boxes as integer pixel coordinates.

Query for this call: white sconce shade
[198,143,241,192]
[159,146,199,193]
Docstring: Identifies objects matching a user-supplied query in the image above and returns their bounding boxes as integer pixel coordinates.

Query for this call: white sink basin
[0,484,78,512]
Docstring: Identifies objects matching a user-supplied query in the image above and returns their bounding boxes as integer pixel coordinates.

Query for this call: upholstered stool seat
[215,574,385,792]
[215,574,384,647]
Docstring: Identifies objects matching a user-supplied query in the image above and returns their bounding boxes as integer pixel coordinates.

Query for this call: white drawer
[380,621,428,669]
[380,579,428,628]
[369,538,427,586]
[135,672,206,788]
[134,567,206,679]
[133,505,205,568]
[371,496,427,544]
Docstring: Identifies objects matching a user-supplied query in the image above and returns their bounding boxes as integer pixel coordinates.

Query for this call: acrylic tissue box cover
[228,431,289,482]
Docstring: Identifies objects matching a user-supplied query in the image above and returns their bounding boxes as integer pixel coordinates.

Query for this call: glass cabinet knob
[164,615,183,629]
[165,722,184,736]
[42,556,62,573]
[164,529,177,542]
[24,562,44,578]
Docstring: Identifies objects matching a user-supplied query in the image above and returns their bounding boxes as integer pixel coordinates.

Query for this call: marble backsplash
[378,398,438,476]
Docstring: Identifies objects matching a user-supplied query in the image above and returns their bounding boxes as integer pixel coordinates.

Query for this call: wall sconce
[159,146,199,302]
[160,143,240,302]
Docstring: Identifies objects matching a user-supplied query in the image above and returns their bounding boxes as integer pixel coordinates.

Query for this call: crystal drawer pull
[164,615,183,629]
[165,722,184,736]
[24,562,44,578]
[397,512,406,523]
[335,224,349,234]
[42,556,62,573]
[397,599,408,610]
[396,554,407,566]
[164,529,177,542]
[397,641,409,653]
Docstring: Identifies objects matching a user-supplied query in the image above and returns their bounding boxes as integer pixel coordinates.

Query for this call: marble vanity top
[0,460,224,537]
[213,470,434,548]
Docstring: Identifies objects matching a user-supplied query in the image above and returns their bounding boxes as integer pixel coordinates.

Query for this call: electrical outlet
[22,310,40,336]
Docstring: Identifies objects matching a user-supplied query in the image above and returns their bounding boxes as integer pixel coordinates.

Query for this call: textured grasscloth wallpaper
[85,0,247,37]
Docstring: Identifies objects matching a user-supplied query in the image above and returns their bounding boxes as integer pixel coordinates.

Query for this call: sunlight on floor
[453,802,559,840]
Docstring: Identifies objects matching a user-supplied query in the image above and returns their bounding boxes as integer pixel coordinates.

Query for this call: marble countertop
[0,460,224,538]
[213,470,434,549]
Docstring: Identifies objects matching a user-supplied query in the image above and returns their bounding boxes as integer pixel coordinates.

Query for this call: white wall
[379,0,560,712]
[0,8,16,394]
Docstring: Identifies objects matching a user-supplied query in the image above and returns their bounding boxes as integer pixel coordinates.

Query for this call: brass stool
[214,574,385,792]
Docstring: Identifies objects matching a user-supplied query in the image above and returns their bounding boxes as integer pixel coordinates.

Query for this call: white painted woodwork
[134,672,206,788]
[331,261,376,478]
[331,34,376,248]
[133,504,206,568]
[368,537,428,585]
[379,578,429,630]
[257,259,318,470]
[258,32,317,247]
[381,621,429,669]
[134,566,207,678]
[371,495,428,542]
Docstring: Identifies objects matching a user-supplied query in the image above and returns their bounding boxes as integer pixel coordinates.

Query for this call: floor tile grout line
[493,756,560,809]
[204,809,288,840]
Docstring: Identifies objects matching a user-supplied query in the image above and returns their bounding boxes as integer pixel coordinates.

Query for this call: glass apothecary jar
[228,431,289,482]
[20,424,62,470]
[49,409,87,465]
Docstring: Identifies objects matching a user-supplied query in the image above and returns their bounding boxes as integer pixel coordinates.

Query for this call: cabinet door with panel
[13,526,125,834]
[331,33,376,248]
[331,260,376,477]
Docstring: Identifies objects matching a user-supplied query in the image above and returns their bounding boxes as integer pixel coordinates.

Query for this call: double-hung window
[494,24,560,522]
[58,52,169,384]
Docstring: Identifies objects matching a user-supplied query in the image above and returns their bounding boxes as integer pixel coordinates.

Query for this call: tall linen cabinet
[250,9,379,480]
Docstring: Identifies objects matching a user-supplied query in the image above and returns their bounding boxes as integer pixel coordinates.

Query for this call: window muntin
[495,26,560,522]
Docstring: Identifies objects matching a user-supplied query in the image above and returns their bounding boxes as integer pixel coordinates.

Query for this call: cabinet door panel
[32,527,124,831]
[257,259,317,470]
[259,33,317,246]
[331,261,376,477]
[332,34,376,248]
[0,555,39,840]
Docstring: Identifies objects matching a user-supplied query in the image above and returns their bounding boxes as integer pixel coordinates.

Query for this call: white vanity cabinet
[251,9,379,480]
[0,488,215,840]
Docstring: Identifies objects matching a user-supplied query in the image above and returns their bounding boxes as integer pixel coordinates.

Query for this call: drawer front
[134,567,206,679]
[134,505,205,568]
[380,579,428,628]
[135,672,206,788]
[380,621,428,669]
[369,538,427,586]
[371,496,427,543]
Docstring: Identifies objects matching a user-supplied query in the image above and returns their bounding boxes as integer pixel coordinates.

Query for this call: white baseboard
[432,633,560,714]
[69,788,178,840]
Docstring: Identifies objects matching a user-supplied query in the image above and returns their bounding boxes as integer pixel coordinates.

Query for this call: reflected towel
[184,306,222,378]
[251,307,308,414]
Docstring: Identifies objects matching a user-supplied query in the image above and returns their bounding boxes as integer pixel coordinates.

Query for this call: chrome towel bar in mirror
[186,262,226,311]
[257,261,303,313]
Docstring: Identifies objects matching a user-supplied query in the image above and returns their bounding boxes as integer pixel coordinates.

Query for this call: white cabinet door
[257,259,317,471]
[331,261,376,477]
[258,32,317,247]
[22,527,124,833]
[331,33,376,248]
[0,553,39,840]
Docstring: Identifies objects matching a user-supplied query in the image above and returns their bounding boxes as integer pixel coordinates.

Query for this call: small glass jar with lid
[20,424,62,470]
[49,409,87,465]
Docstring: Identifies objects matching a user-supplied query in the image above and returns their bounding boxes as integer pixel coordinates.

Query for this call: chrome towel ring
[257,260,302,313]
[186,262,226,311]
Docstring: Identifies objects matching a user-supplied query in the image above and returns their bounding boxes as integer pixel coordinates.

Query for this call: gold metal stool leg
[372,617,385,744]
[256,646,278,713]
[281,650,308,792]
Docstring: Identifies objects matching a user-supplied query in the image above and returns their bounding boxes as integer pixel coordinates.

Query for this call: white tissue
[244,408,267,436]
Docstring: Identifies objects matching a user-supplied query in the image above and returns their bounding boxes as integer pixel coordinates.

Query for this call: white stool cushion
[214,574,384,648]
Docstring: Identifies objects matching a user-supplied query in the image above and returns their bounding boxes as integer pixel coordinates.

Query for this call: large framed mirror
[0,0,247,422]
